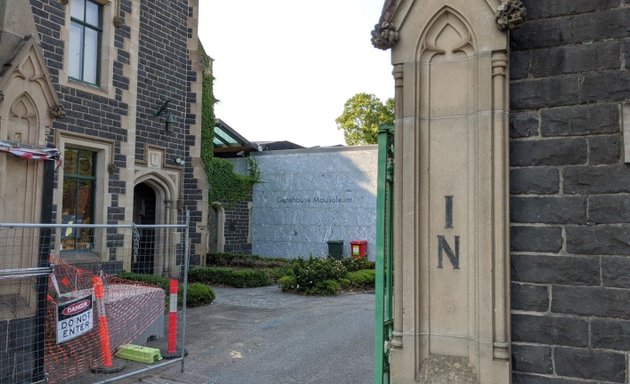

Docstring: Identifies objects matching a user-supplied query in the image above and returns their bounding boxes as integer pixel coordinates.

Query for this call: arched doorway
[133,182,157,274]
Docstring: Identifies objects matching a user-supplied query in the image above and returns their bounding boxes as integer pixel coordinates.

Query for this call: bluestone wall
[509,1,630,383]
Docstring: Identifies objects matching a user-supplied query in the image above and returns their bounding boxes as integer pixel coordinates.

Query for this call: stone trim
[386,1,511,382]
[54,130,114,260]
[186,0,209,259]
[58,0,117,98]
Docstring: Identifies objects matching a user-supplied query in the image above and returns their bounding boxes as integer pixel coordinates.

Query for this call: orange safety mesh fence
[45,255,165,384]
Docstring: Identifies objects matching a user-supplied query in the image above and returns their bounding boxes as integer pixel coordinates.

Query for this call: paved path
[127,286,375,384]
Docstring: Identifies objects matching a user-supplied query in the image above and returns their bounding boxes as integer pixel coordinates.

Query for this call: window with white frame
[69,0,102,85]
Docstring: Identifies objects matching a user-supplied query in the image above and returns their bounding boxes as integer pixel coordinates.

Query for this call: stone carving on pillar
[49,104,65,119]
[495,0,526,31]
[0,89,4,104]
[371,21,399,50]
[113,16,123,29]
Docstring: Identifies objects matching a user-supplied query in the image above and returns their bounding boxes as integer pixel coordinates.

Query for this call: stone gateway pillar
[373,1,523,382]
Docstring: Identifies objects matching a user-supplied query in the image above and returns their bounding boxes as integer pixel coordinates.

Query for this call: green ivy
[200,45,259,205]
[208,157,260,204]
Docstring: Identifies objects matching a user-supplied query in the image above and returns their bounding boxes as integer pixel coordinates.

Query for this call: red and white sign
[56,294,94,344]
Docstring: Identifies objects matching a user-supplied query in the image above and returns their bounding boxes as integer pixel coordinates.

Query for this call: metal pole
[33,159,54,382]
[91,357,183,384]
[374,125,392,384]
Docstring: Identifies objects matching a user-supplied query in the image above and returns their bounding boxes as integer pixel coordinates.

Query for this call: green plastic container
[327,240,344,259]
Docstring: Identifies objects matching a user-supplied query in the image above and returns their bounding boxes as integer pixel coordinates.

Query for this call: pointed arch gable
[0,37,61,119]
[7,92,39,144]
[417,7,476,61]
[134,171,178,203]
[0,37,62,147]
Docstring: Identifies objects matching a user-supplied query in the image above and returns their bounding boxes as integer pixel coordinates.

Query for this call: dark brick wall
[224,199,252,255]
[28,0,204,260]
[0,317,37,384]
[510,1,630,383]
[30,0,131,222]
[137,0,204,257]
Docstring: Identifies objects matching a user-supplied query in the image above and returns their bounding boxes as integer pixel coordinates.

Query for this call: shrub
[347,269,375,289]
[308,280,340,296]
[342,258,375,272]
[185,283,215,307]
[278,275,297,292]
[292,257,347,291]
[188,267,271,288]
[338,278,351,290]
[263,266,293,283]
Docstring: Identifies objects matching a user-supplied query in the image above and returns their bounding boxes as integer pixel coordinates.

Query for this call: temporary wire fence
[0,213,191,384]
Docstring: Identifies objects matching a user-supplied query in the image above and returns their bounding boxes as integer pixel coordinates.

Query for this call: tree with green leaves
[335,93,394,145]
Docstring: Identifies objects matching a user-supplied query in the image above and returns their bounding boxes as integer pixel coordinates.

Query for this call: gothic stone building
[0,0,208,381]
[373,0,629,383]
[0,0,208,272]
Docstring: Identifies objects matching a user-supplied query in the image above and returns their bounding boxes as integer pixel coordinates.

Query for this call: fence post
[162,279,186,359]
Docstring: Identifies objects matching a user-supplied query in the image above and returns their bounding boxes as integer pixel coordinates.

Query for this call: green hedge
[117,271,170,290]
[206,252,291,269]
[346,269,375,289]
[116,272,215,307]
[189,267,272,288]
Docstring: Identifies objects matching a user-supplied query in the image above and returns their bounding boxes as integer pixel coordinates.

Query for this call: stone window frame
[55,131,114,261]
[60,0,115,98]
[68,0,103,85]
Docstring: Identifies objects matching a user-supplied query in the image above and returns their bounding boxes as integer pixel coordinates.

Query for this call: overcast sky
[197,1,394,147]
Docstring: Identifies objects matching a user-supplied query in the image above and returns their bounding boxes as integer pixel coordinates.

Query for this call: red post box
[350,240,368,259]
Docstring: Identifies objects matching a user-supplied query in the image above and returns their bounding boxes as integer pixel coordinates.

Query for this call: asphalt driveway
[130,286,375,384]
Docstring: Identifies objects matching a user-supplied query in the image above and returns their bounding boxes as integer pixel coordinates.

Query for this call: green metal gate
[374,125,394,384]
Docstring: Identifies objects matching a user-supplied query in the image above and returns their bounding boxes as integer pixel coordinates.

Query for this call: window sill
[60,250,101,264]
[66,78,113,99]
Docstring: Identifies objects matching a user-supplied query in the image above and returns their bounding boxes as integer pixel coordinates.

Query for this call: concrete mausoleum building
[373,0,630,383]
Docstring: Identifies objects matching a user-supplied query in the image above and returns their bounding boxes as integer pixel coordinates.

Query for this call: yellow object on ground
[115,344,162,364]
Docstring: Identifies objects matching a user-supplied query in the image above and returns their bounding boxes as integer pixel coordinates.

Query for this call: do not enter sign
[56,294,94,344]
